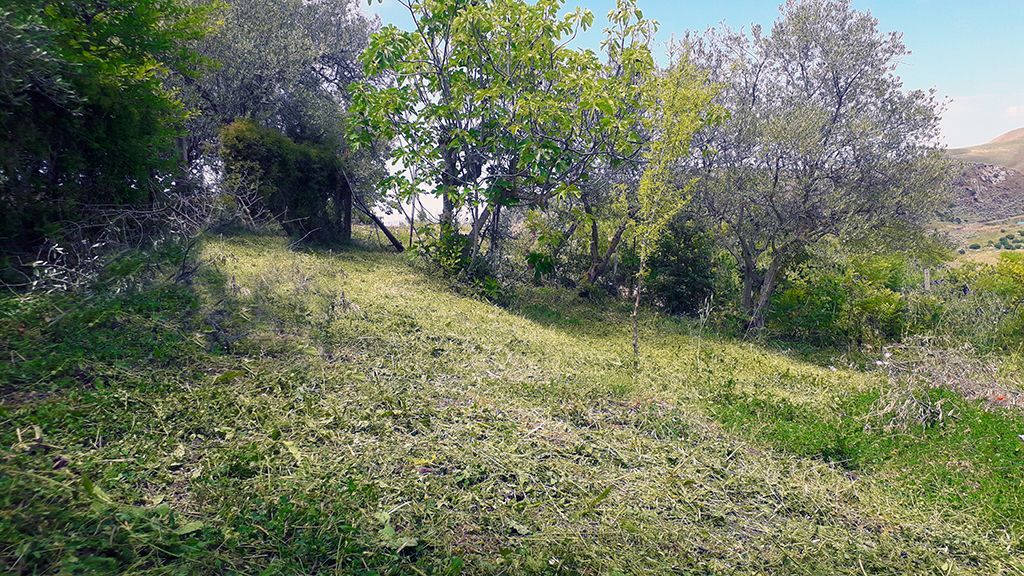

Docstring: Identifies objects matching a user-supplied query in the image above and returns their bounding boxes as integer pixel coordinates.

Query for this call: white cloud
[1008,106,1024,119]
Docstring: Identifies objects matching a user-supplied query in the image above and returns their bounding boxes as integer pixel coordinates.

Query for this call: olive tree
[178,0,401,246]
[682,0,950,333]
[181,0,374,159]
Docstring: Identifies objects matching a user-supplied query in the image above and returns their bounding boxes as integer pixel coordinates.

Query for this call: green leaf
[282,440,302,464]
[81,476,113,504]
[174,521,205,535]
[213,370,245,384]
[595,98,616,116]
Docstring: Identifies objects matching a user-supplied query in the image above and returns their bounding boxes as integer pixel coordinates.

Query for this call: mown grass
[2,231,1024,574]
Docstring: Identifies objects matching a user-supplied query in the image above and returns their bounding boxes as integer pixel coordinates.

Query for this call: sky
[363,0,1024,149]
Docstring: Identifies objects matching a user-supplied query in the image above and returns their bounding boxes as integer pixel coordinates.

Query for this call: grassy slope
[949,128,1024,173]
[941,219,1024,264]
[2,232,1024,574]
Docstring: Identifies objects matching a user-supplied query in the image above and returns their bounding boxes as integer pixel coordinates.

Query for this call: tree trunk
[741,269,755,312]
[488,205,502,267]
[586,220,629,284]
[739,249,759,312]
[745,259,783,336]
[464,205,492,269]
[632,275,642,357]
[340,184,352,242]
[439,148,458,230]
[408,192,417,247]
[440,195,456,229]
[353,195,404,252]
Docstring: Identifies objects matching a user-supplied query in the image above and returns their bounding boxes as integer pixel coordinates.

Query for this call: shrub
[414,223,470,277]
[219,120,351,244]
[632,218,720,316]
[969,244,981,250]
[769,254,915,346]
[1,1,213,269]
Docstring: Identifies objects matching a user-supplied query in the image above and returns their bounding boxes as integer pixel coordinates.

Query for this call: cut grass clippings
[2,231,1023,574]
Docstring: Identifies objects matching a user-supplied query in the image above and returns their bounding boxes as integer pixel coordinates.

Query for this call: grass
[949,134,1024,173]
[938,217,1024,265]
[3,231,1024,574]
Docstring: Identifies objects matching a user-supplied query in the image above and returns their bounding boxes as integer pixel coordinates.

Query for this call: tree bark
[340,184,352,242]
[464,205,492,269]
[741,270,754,312]
[745,259,783,335]
[438,145,465,231]
[586,220,629,285]
[632,275,642,357]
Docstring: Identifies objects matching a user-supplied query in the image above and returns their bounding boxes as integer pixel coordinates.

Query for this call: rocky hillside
[944,161,1024,222]
[944,127,1024,222]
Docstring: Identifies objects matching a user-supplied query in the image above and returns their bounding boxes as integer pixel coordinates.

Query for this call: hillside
[949,127,1024,174]
[943,128,1024,224]
[946,162,1024,223]
[3,232,1024,574]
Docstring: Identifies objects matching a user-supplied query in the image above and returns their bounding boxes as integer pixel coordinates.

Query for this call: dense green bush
[766,250,1024,351]
[641,219,722,316]
[768,255,922,346]
[414,223,471,277]
[607,217,728,317]
[939,254,1024,351]
[219,120,352,244]
[0,1,212,255]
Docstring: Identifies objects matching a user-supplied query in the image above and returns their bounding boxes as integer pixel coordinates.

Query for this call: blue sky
[363,0,1024,148]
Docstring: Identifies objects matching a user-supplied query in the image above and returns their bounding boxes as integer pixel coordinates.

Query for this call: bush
[414,223,470,277]
[969,244,981,250]
[633,218,720,316]
[1,1,212,258]
[219,120,351,244]
[769,255,916,346]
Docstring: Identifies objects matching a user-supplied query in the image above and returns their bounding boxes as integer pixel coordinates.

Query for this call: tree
[180,0,374,160]
[181,0,401,246]
[682,0,950,333]
[1,0,214,258]
[219,119,352,243]
[628,61,720,355]
[349,0,653,274]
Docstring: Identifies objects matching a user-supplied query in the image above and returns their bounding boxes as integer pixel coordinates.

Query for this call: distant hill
[944,128,1024,222]
[948,127,1024,173]
[945,162,1024,223]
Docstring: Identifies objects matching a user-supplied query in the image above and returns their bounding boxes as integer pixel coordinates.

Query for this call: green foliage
[628,218,721,316]
[349,0,671,276]
[349,0,612,208]
[219,119,351,244]
[686,0,949,329]
[767,249,1024,352]
[525,251,556,284]
[181,0,374,167]
[630,60,721,273]
[769,254,924,346]
[0,0,215,252]
[414,223,471,277]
